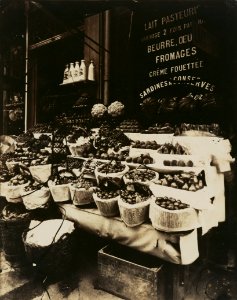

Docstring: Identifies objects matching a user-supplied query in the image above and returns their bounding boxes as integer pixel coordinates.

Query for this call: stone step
[0,268,43,300]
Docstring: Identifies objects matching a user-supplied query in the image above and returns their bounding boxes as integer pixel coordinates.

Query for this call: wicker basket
[22,221,77,281]
[149,198,199,232]
[93,193,120,217]
[21,187,51,210]
[0,213,31,263]
[70,185,96,206]
[4,181,30,203]
[48,182,71,202]
[95,164,129,187]
[118,196,152,227]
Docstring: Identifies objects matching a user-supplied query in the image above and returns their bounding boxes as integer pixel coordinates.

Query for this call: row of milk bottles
[63,59,95,84]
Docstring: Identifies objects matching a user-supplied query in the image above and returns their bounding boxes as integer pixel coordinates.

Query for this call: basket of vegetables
[123,165,159,186]
[118,183,153,227]
[4,173,30,203]
[69,178,96,206]
[20,182,51,210]
[149,196,199,232]
[48,170,76,202]
[93,187,120,217]
[95,160,129,188]
[107,101,124,117]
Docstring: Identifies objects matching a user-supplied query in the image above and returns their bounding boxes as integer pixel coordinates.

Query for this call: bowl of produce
[21,182,51,210]
[118,183,153,227]
[93,188,120,217]
[95,160,129,188]
[48,170,76,202]
[70,178,96,206]
[149,196,199,232]
[4,174,30,203]
[28,151,51,183]
[123,167,159,186]
[153,171,205,192]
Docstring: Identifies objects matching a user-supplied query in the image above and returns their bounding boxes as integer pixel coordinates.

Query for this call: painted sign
[131,3,224,101]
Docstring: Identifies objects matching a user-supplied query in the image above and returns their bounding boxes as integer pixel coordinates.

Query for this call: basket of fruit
[4,174,30,203]
[20,182,51,210]
[118,183,153,227]
[93,188,120,217]
[125,153,154,165]
[151,170,205,192]
[149,196,199,232]
[67,139,93,157]
[29,155,52,183]
[123,165,159,186]
[149,170,213,211]
[95,160,129,188]
[80,159,102,180]
[69,178,96,206]
[48,170,76,202]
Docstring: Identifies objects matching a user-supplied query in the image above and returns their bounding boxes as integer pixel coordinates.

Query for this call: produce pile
[97,161,126,174]
[157,143,189,155]
[124,168,157,183]
[7,173,29,186]
[107,101,124,117]
[125,153,153,164]
[120,183,151,205]
[22,182,45,193]
[155,197,190,210]
[143,123,174,134]
[48,170,76,186]
[0,111,220,231]
[116,119,141,133]
[95,188,120,199]
[91,103,107,118]
[131,140,160,150]
[5,147,50,167]
[71,178,95,190]
[156,171,205,191]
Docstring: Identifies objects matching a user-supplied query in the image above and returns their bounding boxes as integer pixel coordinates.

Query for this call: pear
[161,178,168,186]
[198,180,204,189]
[182,183,189,190]
[189,184,196,191]
[171,182,178,188]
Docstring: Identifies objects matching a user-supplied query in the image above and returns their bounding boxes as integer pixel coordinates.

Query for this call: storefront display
[0,0,237,299]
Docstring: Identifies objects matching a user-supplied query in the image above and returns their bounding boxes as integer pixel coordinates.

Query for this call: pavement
[0,231,123,300]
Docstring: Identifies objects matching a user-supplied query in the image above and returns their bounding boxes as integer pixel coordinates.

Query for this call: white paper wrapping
[26,219,75,247]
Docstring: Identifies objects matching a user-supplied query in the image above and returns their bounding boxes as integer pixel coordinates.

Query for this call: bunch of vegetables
[91,104,107,118]
[108,101,124,117]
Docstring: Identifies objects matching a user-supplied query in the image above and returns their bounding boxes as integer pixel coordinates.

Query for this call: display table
[58,164,225,265]
[59,204,200,265]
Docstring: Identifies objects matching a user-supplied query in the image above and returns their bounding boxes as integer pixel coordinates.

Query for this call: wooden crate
[97,244,165,300]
